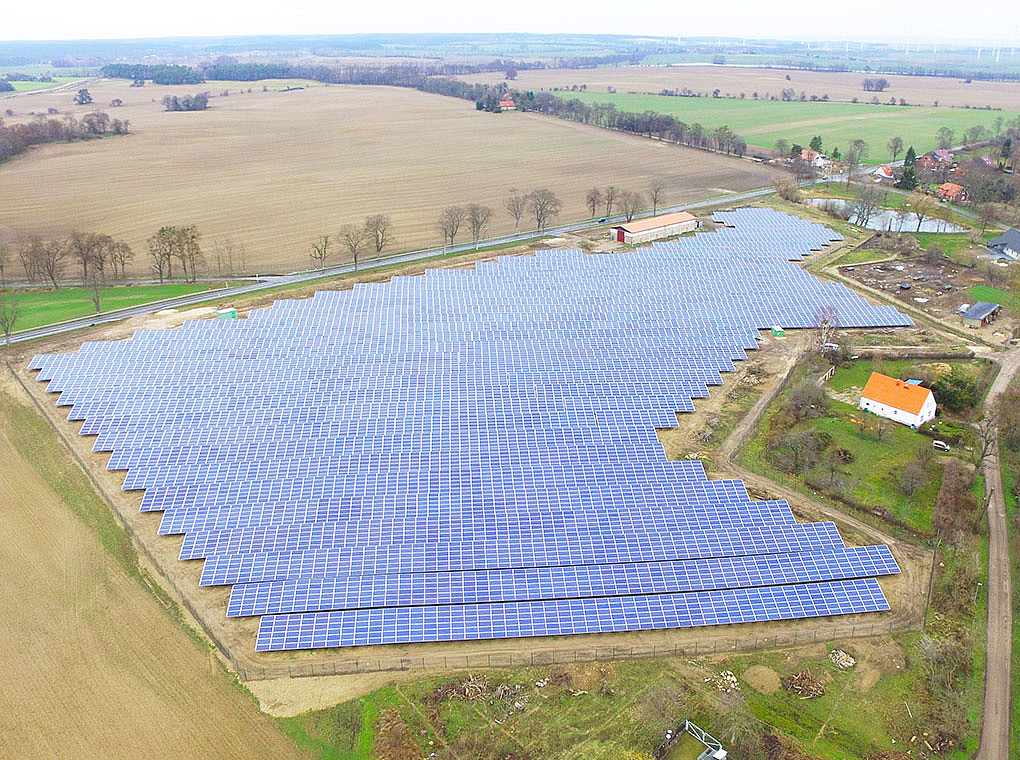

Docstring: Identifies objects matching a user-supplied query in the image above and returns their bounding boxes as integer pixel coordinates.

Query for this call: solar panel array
[30,208,907,652]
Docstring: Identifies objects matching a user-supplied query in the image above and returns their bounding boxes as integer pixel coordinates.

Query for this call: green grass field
[970,285,1020,314]
[5,76,84,93]
[5,282,222,332]
[559,92,1015,162]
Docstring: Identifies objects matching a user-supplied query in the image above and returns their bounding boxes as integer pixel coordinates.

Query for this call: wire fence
[232,618,921,682]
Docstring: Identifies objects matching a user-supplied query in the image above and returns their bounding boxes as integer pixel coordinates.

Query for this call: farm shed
[961,301,1001,328]
[859,371,937,429]
[611,211,698,244]
[986,228,1020,260]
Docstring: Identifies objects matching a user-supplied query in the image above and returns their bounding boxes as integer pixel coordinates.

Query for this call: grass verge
[6,282,223,332]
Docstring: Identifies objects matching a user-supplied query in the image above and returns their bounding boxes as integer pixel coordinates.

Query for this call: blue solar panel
[254,578,890,650]
[29,209,907,652]
[229,545,899,617]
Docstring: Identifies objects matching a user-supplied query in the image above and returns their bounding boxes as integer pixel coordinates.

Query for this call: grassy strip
[6,282,222,332]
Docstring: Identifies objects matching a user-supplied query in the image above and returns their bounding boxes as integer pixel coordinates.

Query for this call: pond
[807,198,966,233]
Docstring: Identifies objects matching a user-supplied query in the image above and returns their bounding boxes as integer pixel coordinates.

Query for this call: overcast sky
[3,0,1019,45]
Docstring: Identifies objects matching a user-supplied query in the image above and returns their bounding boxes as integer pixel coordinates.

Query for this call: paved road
[4,187,776,346]
[976,347,1020,760]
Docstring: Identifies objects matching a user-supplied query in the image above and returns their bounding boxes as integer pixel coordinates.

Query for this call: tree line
[101,53,640,87]
[524,94,749,156]
[0,110,128,164]
[307,215,394,270]
[162,93,209,112]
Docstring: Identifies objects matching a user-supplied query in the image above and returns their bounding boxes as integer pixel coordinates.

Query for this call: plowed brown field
[0,79,772,275]
[0,386,305,760]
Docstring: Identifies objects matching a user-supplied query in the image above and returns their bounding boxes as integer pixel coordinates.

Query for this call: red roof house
[937,182,967,202]
[499,93,516,111]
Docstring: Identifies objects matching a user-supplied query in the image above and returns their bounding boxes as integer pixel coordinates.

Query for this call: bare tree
[0,244,8,289]
[772,174,801,202]
[647,179,666,215]
[109,240,133,280]
[68,231,110,285]
[813,304,841,347]
[38,237,68,288]
[339,224,367,269]
[466,203,493,249]
[845,139,868,186]
[887,136,904,162]
[936,126,954,150]
[603,185,618,217]
[849,183,884,227]
[585,187,603,218]
[977,412,998,463]
[910,193,937,232]
[174,225,203,283]
[976,202,998,233]
[0,291,19,345]
[503,187,527,232]
[309,234,332,269]
[86,267,104,313]
[619,191,643,221]
[148,227,175,283]
[438,206,467,250]
[528,188,562,231]
[363,215,394,255]
[212,236,244,275]
[17,236,43,282]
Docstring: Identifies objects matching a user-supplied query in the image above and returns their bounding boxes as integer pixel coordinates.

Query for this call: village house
[937,182,967,203]
[800,148,828,168]
[859,372,937,428]
[872,164,895,182]
[986,228,1020,260]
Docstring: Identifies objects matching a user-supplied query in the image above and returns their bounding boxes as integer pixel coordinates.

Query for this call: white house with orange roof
[859,372,937,428]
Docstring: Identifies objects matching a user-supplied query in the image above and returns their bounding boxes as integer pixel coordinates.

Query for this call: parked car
[932,440,951,452]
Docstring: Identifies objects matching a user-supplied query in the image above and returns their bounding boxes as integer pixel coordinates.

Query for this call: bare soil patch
[842,256,1017,338]
[0,80,772,276]
[743,664,782,694]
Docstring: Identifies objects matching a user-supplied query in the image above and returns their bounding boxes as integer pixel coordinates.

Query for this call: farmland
[465,64,1020,111]
[0,79,773,276]
[0,382,305,760]
[526,91,1013,163]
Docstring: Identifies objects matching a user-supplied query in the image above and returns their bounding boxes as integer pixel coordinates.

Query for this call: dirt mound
[743,665,781,694]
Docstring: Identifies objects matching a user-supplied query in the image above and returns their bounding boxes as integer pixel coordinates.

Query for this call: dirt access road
[975,346,1020,760]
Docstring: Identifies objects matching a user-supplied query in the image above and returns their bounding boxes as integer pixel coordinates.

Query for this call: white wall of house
[859,393,936,428]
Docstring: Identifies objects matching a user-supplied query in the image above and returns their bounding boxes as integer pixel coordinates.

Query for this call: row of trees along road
[308,215,394,270]
[585,180,668,222]
[5,232,134,290]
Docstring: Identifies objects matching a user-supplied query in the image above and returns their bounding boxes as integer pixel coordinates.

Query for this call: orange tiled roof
[861,372,932,415]
[940,182,964,193]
